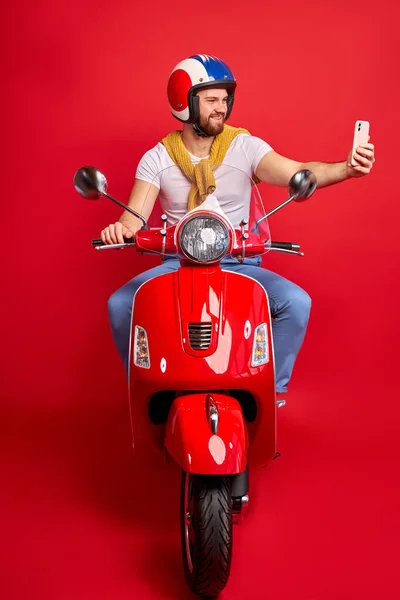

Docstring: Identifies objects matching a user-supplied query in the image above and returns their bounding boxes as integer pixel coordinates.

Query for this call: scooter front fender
[165,393,248,475]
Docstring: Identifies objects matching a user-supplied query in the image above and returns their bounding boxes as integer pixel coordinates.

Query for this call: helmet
[167,55,236,127]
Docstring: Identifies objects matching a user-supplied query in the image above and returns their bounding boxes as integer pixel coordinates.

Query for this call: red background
[2,0,400,598]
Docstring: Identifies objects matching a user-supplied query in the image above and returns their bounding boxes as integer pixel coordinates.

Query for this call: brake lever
[269,248,304,257]
[94,243,136,251]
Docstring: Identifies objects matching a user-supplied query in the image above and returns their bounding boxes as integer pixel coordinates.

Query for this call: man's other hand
[101,222,134,245]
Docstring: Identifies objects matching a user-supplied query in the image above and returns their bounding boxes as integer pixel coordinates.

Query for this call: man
[103,54,375,397]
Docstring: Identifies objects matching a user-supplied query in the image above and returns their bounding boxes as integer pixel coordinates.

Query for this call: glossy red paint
[165,393,248,474]
[136,226,177,255]
[230,231,266,258]
[178,265,221,358]
[128,264,276,471]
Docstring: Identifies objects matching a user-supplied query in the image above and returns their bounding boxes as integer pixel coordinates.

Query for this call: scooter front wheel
[180,471,232,598]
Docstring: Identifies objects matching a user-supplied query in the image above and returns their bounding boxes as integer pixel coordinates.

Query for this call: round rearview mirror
[289,170,317,201]
[74,166,107,200]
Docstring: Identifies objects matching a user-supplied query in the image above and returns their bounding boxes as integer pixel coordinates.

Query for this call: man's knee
[291,287,311,328]
[107,288,131,331]
[281,285,312,330]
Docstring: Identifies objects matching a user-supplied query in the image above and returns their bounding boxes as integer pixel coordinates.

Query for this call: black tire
[180,471,233,598]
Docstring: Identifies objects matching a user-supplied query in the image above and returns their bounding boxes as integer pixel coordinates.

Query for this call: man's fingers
[108,224,118,244]
[115,222,125,244]
[351,165,370,175]
[359,143,374,150]
[100,223,134,245]
[353,153,373,168]
[104,227,113,245]
[103,229,110,244]
[357,144,375,164]
[357,148,374,159]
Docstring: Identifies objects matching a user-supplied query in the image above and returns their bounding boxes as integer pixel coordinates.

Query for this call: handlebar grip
[270,241,300,251]
[91,237,135,246]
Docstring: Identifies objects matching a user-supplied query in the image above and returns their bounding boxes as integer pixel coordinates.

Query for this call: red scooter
[74,163,316,598]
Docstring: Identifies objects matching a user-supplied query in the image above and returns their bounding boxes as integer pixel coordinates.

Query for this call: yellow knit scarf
[161,124,260,211]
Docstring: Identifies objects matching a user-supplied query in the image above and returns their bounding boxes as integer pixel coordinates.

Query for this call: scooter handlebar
[270,241,300,251]
[90,237,301,256]
[91,238,135,247]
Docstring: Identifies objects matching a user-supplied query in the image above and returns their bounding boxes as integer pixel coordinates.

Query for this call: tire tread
[181,473,233,598]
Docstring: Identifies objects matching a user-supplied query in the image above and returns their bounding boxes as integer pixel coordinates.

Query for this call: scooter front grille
[188,323,213,350]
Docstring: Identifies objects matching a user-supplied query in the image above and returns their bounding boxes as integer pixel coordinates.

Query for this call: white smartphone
[351,120,370,166]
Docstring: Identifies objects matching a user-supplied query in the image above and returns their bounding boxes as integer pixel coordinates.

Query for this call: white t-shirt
[135,134,273,228]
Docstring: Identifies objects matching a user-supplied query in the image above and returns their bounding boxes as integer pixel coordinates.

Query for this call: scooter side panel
[165,393,248,474]
[129,267,276,468]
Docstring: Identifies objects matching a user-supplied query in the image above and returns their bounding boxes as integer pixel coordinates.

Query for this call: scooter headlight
[134,326,150,369]
[251,323,269,367]
[179,216,230,263]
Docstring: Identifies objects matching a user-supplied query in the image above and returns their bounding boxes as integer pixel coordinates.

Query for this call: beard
[197,112,226,136]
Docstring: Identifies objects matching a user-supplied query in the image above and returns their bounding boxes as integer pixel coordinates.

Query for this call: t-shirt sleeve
[239,135,274,174]
[135,143,163,189]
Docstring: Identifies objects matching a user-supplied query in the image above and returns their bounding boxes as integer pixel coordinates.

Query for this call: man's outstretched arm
[255,142,375,188]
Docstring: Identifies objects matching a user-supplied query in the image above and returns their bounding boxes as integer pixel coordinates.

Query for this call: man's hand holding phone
[347,120,375,178]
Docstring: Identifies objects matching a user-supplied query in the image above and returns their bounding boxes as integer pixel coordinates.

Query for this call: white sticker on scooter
[208,435,226,465]
[244,320,252,339]
[160,358,167,373]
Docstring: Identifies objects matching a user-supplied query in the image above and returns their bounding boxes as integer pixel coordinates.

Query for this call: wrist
[344,159,353,179]
[119,214,141,233]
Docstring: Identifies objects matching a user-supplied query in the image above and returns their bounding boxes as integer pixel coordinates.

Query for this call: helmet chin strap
[192,122,210,137]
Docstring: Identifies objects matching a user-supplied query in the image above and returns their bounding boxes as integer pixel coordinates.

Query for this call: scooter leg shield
[165,393,248,475]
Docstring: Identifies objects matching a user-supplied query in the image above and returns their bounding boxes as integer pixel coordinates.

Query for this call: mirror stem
[255,194,296,228]
[103,193,148,228]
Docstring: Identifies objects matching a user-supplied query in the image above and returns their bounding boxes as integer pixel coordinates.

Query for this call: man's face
[196,88,229,136]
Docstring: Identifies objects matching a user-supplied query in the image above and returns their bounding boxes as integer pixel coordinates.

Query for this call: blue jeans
[107,257,311,394]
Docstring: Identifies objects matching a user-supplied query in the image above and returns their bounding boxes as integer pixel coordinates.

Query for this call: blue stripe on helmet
[190,54,235,83]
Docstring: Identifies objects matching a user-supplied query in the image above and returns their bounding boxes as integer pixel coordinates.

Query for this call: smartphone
[351,120,370,166]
